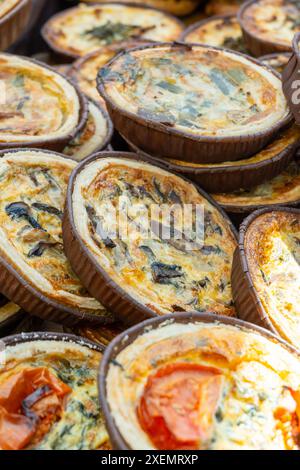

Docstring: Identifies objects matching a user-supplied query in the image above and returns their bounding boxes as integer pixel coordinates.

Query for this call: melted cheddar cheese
[246,211,300,349]
[107,320,300,450]
[73,157,237,316]
[100,45,289,137]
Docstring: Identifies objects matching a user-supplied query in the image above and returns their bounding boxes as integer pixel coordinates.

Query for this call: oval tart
[181,15,247,54]
[0,332,111,450]
[0,295,23,334]
[42,3,184,60]
[232,207,300,349]
[260,52,291,74]
[63,99,113,162]
[0,149,114,326]
[99,312,300,450]
[0,0,31,51]
[63,153,238,325]
[239,0,300,56]
[0,54,87,152]
[98,43,291,164]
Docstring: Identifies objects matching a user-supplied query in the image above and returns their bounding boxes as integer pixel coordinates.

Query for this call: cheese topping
[0,54,80,144]
[73,157,237,316]
[43,3,183,57]
[0,340,109,450]
[246,211,300,349]
[242,0,300,48]
[0,0,19,18]
[107,321,300,450]
[0,150,109,316]
[100,45,289,137]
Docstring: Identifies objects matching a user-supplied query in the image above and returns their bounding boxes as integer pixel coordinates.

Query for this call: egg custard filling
[0,150,108,317]
[43,3,183,57]
[0,340,109,450]
[242,0,300,48]
[72,158,237,316]
[0,0,19,18]
[100,45,289,137]
[245,211,300,348]
[107,321,300,450]
[0,54,81,145]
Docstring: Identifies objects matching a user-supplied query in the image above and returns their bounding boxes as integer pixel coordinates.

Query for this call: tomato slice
[137,363,224,450]
[0,367,71,450]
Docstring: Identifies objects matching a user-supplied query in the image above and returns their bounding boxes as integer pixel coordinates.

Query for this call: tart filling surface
[0,0,20,18]
[245,211,300,347]
[43,3,183,57]
[72,158,237,316]
[0,339,109,450]
[242,0,300,48]
[0,54,81,144]
[0,150,107,316]
[106,320,300,450]
[100,45,289,137]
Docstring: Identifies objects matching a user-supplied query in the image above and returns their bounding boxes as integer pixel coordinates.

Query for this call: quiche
[0,0,20,17]
[64,155,238,324]
[0,149,112,325]
[42,3,184,60]
[181,15,247,54]
[239,0,300,56]
[98,43,291,163]
[0,334,110,450]
[260,52,291,74]
[0,295,22,333]
[63,100,113,162]
[82,0,200,17]
[103,314,300,450]
[0,54,86,151]
[233,209,300,350]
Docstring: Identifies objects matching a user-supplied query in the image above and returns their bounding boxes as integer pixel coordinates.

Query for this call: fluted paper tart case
[0,148,114,327]
[98,311,300,450]
[282,33,300,126]
[231,207,300,346]
[63,151,238,326]
[0,54,88,152]
[123,125,300,193]
[0,0,31,51]
[97,42,292,164]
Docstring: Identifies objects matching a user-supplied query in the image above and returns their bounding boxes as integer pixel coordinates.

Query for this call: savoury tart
[0,54,87,151]
[82,0,200,17]
[100,312,300,450]
[98,43,291,164]
[0,332,111,450]
[0,0,31,51]
[0,295,23,334]
[63,153,238,325]
[232,207,300,349]
[0,149,113,326]
[63,99,113,161]
[260,52,291,75]
[239,0,300,57]
[181,15,247,54]
[42,3,184,61]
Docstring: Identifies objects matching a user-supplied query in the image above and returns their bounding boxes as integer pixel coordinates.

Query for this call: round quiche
[239,0,300,56]
[181,15,247,54]
[42,3,184,60]
[64,154,238,324]
[63,100,113,161]
[0,333,110,450]
[98,43,291,163]
[101,313,300,450]
[0,149,113,326]
[0,54,87,151]
[0,0,31,52]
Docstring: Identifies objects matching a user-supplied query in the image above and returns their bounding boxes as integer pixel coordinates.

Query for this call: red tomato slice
[137,363,224,450]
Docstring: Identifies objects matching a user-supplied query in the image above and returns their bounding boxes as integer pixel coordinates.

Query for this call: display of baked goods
[64,154,238,324]
[0,0,31,51]
[239,0,300,56]
[98,43,291,163]
[0,333,110,450]
[63,100,113,161]
[260,52,291,74]
[82,0,201,17]
[0,53,87,151]
[232,208,300,350]
[0,295,23,333]
[181,15,247,54]
[0,149,113,326]
[42,3,184,60]
[100,313,300,450]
